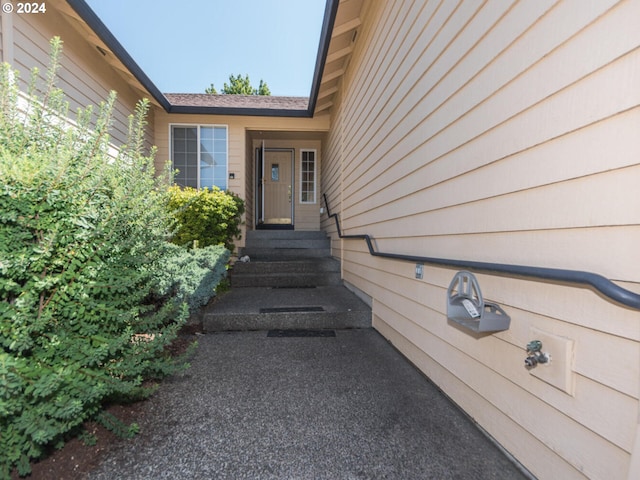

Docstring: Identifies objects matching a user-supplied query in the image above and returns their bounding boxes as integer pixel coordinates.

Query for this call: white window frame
[299,149,317,204]
[169,123,228,190]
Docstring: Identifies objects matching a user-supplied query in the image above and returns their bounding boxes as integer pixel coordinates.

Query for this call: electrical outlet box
[529,327,575,395]
[415,263,423,279]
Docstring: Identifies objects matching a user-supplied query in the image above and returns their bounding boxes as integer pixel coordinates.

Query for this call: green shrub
[153,243,230,314]
[168,185,245,252]
[0,38,204,477]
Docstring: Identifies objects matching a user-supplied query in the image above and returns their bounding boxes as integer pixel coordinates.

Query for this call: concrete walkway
[89,329,529,479]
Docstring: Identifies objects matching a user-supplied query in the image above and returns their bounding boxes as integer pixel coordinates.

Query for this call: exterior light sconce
[446,271,510,333]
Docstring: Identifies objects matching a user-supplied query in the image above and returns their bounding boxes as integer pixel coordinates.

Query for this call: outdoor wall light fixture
[446,271,510,333]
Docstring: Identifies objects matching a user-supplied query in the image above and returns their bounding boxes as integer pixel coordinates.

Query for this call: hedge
[0,38,228,477]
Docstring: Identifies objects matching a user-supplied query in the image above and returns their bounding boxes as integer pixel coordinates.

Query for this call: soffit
[314,0,364,115]
[55,0,164,108]
[248,130,327,142]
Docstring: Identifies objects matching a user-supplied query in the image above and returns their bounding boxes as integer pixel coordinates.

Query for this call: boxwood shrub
[167,185,245,253]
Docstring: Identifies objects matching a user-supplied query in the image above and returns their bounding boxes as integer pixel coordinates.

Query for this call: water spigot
[525,340,550,369]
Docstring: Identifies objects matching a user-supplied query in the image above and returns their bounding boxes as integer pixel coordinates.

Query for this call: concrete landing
[203,285,372,332]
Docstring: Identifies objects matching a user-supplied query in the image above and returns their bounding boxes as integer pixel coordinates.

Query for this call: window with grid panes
[171,125,227,189]
[300,149,316,203]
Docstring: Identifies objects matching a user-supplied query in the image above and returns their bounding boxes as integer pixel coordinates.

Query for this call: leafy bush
[0,38,223,477]
[168,185,245,252]
[153,243,230,314]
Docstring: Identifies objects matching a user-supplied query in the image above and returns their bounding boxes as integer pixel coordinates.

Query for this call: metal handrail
[323,194,640,310]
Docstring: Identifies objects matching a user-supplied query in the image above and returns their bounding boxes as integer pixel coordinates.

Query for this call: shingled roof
[165,93,309,110]
[163,93,311,116]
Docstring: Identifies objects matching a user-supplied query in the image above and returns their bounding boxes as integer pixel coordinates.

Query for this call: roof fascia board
[307,0,340,115]
[65,0,172,111]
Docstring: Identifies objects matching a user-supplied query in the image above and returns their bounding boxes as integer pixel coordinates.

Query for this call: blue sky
[85,0,327,97]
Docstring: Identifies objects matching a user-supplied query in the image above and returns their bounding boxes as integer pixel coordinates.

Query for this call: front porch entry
[247,130,324,232]
[256,147,294,229]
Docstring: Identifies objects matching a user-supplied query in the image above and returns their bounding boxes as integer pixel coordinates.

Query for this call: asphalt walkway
[89,329,530,480]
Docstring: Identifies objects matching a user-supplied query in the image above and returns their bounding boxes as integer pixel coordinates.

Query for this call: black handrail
[323,194,640,311]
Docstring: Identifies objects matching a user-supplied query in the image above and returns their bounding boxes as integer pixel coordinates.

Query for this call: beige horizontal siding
[321,93,344,259]
[342,107,640,224]
[0,13,5,62]
[294,205,320,231]
[343,253,639,403]
[374,310,632,480]
[4,6,156,153]
[375,317,589,480]
[375,316,630,480]
[324,0,640,478]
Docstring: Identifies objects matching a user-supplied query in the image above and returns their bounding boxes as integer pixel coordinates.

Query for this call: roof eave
[65,0,172,112]
[66,0,339,117]
[307,0,340,115]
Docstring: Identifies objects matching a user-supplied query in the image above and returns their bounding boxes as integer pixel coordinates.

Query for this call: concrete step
[203,286,371,332]
[240,247,331,260]
[247,230,329,241]
[232,258,340,275]
[244,238,330,249]
[244,231,329,253]
[231,272,342,288]
[231,258,341,287]
[242,230,331,260]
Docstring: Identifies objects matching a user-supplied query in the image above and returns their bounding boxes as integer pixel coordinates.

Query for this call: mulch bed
[10,325,201,480]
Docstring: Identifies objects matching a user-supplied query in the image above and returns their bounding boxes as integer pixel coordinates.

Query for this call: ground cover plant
[0,38,229,478]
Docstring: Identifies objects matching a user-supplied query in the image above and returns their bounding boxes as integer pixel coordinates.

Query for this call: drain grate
[259,306,325,313]
[267,329,336,337]
[271,285,317,289]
